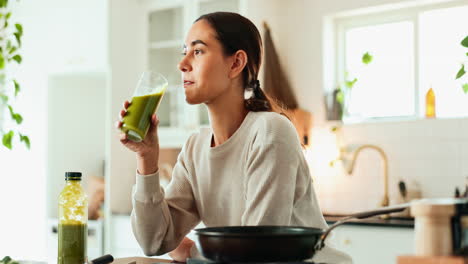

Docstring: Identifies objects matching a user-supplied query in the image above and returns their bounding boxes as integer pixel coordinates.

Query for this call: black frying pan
[194,204,409,262]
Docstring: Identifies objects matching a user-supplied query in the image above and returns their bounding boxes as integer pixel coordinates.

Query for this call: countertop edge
[324,215,414,228]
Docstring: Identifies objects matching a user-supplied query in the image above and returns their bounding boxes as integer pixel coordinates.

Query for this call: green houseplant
[330,52,373,120]
[455,35,468,93]
[0,0,29,149]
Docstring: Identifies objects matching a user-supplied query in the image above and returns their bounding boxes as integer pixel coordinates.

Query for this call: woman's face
[178,20,236,105]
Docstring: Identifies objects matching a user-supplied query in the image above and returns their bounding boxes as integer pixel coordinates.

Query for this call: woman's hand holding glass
[116,100,160,175]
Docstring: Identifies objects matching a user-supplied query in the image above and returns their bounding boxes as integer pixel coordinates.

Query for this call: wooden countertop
[398,256,468,264]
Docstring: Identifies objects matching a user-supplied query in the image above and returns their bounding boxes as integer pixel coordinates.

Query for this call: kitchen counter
[324,215,414,228]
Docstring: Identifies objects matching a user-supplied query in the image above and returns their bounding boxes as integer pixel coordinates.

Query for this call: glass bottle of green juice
[58,172,88,264]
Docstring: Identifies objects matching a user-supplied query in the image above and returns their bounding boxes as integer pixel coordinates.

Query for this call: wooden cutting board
[397,256,467,264]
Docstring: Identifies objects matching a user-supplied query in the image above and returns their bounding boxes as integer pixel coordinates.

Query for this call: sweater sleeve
[131,149,200,256]
[241,140,300,225]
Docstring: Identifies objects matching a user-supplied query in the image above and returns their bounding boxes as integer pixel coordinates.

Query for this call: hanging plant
[0,0,29,150]
[455,35,468,93]
[333,52,373,119]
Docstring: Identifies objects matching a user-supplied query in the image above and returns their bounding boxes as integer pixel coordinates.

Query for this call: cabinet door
[111,215,172,259]
[330,225,414,264]
[148,6,185,129]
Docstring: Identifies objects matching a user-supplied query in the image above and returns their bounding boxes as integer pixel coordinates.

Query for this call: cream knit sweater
[131,111,351,263]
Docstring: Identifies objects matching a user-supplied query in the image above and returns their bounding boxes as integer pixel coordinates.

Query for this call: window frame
[331,0,468,123]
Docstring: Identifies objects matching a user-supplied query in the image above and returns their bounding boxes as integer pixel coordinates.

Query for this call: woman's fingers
[124,100,130,109]
[120,109,127,118]
[119,132,127,140]
[119,100,131,119]
[147,114,159,135]
[114,120,123,129]
[153,114,159,125]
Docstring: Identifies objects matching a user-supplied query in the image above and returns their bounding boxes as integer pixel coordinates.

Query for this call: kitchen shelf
[148,7,184,43]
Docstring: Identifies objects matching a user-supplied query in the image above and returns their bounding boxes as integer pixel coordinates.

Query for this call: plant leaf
[2,130,14,150]
[8,46,17,55]
[11,54,21,64]
[1,256,12,263]
[19,133,30,149]
[14,32,21,47]
[362,52,373,64]
[336,89,344,105]
[14,113,23,124]
[0,54,4,70]
[15,23,23,36]
[8,105,22,124]
[13,80,20,96]
[462,36,468,48]
[463,83,468,94]
[345,78,358,89]
[0,93,7,102]
[5,12,11,20]
[0,0,6,8]
[456,64,466,79]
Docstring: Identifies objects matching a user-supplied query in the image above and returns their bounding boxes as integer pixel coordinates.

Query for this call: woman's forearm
[137,152,159,175]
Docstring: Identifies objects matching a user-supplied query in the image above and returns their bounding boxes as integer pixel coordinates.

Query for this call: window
[419,5,468,117]
[333,1,468,122]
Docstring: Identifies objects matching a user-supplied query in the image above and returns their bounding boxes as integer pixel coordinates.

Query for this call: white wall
[14,0,109,219]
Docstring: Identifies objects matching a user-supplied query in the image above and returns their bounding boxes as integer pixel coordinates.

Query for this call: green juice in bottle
[58,172,88,264]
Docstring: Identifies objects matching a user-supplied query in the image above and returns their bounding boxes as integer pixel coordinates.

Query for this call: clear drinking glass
[121,71,168,142]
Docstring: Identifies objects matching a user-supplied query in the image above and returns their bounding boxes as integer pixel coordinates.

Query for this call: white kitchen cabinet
[145,0,246,147]
[330,225,414,264]
[110,215,152,258]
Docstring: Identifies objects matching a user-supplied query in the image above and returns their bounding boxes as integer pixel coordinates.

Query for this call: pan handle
[315,203,410,250]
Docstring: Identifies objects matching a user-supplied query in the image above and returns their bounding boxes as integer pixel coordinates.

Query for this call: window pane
[344,21,415,120]
[419,5,468,118]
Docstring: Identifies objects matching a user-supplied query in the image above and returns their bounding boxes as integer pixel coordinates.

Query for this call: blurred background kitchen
[0,0,467,263]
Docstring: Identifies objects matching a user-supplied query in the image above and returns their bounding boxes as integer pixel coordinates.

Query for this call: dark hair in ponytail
[195,12,281,113]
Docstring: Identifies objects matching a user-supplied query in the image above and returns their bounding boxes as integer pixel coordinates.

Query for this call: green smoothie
[122,90,165,142]
[57,223,87,264]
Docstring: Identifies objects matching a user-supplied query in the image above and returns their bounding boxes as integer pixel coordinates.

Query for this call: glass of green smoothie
[121,71,168,142]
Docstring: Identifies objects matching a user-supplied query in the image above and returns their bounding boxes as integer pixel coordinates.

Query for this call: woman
[118,12,351,263]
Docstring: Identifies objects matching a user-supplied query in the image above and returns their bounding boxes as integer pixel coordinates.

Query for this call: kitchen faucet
[344,144,389,208]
